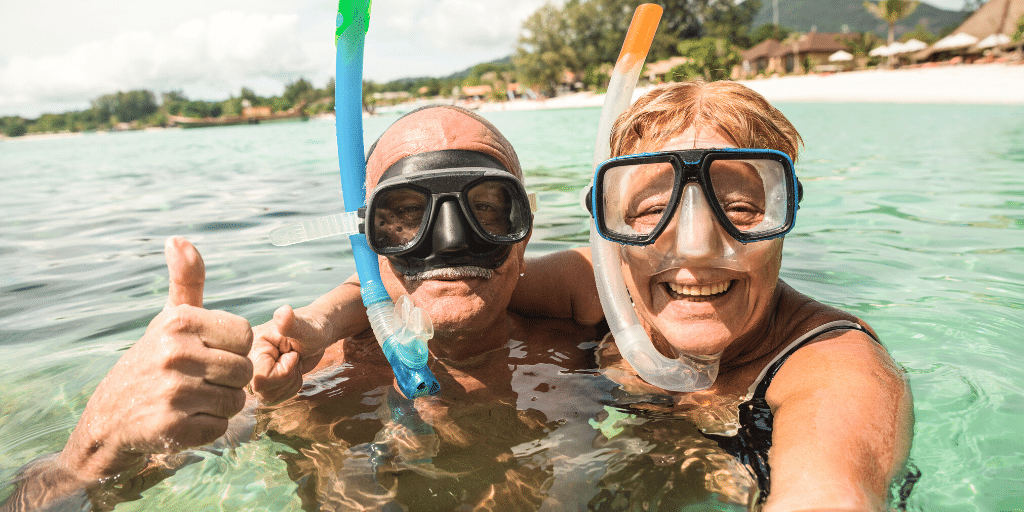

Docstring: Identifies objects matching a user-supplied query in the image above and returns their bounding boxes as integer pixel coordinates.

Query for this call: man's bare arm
[2,238,254,511]
[249,273,371,404]
[511,248,604,326]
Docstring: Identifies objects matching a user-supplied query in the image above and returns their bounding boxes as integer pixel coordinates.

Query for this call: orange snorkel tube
[588,4,721,391]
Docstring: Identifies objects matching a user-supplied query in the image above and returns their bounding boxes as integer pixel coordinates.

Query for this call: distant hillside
[371,56,512,89]
[752,0,969,37]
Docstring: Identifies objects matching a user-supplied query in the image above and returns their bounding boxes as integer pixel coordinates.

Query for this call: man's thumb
[274,305,320,344]
[164,236,205,309]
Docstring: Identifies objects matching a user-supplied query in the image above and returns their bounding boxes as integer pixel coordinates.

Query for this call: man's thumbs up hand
[58,237,253,481]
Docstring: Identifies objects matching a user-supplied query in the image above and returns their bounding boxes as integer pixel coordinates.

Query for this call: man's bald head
[366,106,522,193]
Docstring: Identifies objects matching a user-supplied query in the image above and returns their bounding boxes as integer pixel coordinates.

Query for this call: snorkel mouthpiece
[589,4,721,392]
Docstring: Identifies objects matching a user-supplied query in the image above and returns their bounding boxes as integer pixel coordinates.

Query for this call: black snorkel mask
[361,149,535,276]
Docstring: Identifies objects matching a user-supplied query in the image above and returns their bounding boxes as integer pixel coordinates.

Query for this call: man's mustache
[406,266,494,281]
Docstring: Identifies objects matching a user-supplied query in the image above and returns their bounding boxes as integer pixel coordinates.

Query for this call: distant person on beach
[0,105,605,511]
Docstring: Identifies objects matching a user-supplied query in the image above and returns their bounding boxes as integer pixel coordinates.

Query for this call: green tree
[864,0,919,66]
[515,0,758,94]
[1014,13,1024,42]
[119,90,158,122]
[515,1,588,96]
[222,96,243,117]
[1,116,28,137]
[902,20,937,44]
[748,24,791,47]
[161,91,188,116]
[322,78,336,100]
[91,90,157,123]
[864,0,919,45]
[283,78,314,108]
[669,37,741,81]
[702,0,762,48]
[844,31,883,68]
[34,113,68,133]
[239,87,262,106]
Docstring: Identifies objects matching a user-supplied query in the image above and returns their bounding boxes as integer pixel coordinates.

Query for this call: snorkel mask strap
[588,4,720,392]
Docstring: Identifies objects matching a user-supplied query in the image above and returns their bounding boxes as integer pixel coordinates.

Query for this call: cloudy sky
[0,0,968,118]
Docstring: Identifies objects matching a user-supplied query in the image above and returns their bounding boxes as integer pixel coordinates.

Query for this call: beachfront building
[458,85,494,101]
[739,39,784,77]
[918,0,1024,62]
[736,31,855,79]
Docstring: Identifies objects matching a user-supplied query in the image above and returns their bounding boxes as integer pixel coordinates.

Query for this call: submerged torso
[253,314,771,511]
[255,316,612,511]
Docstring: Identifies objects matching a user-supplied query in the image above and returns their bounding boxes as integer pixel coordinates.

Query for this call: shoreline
[6,63,1022,141]
[476,62,1024,112]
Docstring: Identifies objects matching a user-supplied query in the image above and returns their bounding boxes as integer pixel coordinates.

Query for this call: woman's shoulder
[766,282,903,404]
[773,281,880,344]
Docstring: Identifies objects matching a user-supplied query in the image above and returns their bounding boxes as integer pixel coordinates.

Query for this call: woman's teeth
[666,280,732,298]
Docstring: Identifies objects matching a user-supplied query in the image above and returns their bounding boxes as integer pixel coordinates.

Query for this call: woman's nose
[659,183,726,259]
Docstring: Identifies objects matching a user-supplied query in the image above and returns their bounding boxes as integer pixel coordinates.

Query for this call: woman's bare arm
[763,330,914,511]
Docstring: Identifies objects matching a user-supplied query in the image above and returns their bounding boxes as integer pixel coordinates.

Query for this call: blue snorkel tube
[334,0,440,398]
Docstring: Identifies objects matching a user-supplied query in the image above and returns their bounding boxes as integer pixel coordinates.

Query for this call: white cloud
[363,0,559,81]
[374,0,550,51]
[0,11,333,116]
[0,0,565,116]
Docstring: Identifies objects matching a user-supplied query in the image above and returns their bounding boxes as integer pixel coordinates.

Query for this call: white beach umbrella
[975,33,1011,49]
[828,50,854,62]
[888,42,910,55]
[932,32,980,51]
[869,44,894,57]
[901,39,928,52]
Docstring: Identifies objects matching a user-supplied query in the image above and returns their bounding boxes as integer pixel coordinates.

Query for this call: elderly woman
[515,80,914,510]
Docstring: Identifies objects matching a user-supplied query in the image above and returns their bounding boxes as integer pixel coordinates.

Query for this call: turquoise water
[1,104,1022,510]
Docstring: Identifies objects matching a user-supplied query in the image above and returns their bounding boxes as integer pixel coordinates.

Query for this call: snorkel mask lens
[368,176,530,253]
[363,150,534,275]
[594,148,799,245]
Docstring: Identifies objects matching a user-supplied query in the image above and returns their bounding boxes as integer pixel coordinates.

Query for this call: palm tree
[864,0,919,45]
[864,0,919,66]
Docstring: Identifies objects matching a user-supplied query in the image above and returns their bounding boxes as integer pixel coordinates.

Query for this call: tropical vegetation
[864,0,920,45]
[1,79,334,137]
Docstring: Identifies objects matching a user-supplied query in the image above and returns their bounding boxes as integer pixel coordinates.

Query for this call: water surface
[1,104,1023,510]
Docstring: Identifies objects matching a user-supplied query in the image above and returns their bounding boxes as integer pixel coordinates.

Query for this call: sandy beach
[478,62,1024,112]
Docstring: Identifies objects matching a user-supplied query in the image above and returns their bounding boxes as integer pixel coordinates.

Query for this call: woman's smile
[664,279,733,301]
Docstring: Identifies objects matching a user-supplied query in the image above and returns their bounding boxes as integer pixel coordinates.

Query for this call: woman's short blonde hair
[610,80,803,162]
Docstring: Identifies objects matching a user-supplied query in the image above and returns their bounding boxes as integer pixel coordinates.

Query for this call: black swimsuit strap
[751,321,879,399]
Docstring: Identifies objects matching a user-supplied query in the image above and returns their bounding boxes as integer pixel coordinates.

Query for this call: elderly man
[2,106,603,512]
[240,105,606,509]
[247,105,602,404]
